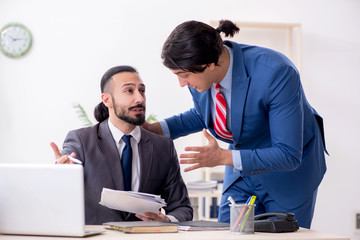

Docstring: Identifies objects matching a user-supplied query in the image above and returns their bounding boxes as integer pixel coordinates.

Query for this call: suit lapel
[188,87,212,129]
[194,41,251,145]
[197,90,212,129]
[137,128,153,193]
[227,41,251,145]
[97,121,124,190]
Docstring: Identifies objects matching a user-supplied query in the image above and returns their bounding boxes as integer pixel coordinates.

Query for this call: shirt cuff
[159,120,171,138]
[232,150,243,172]
[166,215,179,222]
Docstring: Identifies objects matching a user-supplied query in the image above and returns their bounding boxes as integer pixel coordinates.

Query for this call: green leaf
[146,114,157,123]
[72,103,93,127]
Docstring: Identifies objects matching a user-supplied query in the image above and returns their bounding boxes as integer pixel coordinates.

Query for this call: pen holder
[230,203,256,234]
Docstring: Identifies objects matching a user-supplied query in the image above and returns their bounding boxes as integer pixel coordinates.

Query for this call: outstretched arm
[49,142,78,164]
[141,121,164,136]
[179,129,233,172]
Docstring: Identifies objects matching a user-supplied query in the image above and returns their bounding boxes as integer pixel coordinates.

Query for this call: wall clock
[0,23,32,58]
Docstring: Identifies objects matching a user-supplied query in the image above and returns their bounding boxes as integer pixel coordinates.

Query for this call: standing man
[143,20,327,228]
[51,65,193,225]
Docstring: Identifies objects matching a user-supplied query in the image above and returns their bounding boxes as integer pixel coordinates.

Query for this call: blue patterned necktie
[121,135,132,191]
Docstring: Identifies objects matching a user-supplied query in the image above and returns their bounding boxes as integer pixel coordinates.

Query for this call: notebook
[104,221,178,233]
[176,220,230,231]
[0,163,103,237]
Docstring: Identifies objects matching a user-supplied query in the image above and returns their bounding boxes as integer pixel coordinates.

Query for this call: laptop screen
[0,163,87,237]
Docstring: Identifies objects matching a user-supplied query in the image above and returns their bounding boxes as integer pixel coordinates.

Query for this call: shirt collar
[107,119,141,144]
[219,44,233,92]
[212,45,233,95]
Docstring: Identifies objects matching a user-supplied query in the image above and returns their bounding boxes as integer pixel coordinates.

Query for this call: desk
[0,225,350,240]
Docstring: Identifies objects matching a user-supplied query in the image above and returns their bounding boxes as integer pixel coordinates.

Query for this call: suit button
[235,144,240,148]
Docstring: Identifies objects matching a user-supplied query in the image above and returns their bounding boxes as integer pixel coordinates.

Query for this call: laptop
[0,163,103,237]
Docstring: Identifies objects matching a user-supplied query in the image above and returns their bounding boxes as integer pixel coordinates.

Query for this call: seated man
[50,65,193,225]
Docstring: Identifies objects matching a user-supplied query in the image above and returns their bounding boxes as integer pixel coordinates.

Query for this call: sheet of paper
[99,188,166,216]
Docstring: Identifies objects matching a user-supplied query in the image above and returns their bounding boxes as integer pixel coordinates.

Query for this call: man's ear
[208,63,216,71]
[101,93,112,108]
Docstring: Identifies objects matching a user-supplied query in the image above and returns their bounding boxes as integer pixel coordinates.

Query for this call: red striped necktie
[214,83,233,141]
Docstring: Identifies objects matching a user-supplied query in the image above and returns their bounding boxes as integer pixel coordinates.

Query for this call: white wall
[1,0,359,238]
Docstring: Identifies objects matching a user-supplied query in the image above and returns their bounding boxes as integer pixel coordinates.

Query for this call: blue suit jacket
[165,41,327,209]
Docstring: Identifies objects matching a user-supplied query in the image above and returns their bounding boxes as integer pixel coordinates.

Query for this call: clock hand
[13,38,25,41]
[8,35,25,41]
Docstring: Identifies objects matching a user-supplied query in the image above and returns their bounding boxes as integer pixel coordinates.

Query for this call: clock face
[0,23,32,58]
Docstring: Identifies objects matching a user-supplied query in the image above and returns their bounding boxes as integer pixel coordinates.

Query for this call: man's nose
[135,91,145,103]
[178,78,188,87]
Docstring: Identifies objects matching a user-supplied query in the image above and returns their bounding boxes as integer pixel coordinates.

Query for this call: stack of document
[99,188,166,215]
[186,180,218,191]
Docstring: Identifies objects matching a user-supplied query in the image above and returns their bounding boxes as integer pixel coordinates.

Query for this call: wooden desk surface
[0,225,350,240]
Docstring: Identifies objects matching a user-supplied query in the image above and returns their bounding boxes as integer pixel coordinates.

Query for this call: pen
[228,196,236,205]
[231,196,252,231]
[67,155,82,164]
[239,195,257,232]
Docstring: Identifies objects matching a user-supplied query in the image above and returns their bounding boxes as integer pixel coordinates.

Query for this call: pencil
[67,155,82,164]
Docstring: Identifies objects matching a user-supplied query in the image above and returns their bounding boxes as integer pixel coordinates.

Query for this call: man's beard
[112,98,146,125]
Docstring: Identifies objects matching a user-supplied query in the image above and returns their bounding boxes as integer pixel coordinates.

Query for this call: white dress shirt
[108,119,141,191]
[107,119,178,222]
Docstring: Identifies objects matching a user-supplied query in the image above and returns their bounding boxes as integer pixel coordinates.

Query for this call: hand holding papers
[99,188,166,216]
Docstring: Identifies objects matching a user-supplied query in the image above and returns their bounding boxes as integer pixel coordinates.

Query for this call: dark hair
[94,65,138,122]
[161,20,239,73]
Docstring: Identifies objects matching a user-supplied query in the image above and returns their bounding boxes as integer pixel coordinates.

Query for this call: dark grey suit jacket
[61,120,193,225]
